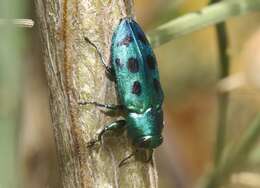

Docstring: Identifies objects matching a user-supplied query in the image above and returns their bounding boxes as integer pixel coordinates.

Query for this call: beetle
[80,17,164,166]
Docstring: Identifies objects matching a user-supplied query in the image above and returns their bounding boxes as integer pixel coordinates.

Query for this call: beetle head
[127,107,164,149]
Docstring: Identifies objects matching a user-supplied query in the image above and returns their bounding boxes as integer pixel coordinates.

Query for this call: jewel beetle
[80,17,164,166]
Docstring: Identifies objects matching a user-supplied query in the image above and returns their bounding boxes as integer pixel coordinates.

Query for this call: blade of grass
[209,0,230,166]
[147,0,260,48]
[198,113,260,188]
[0,19,34,27]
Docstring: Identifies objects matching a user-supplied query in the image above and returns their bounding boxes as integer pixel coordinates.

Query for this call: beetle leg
[144,149,154,163]
[119,151,136,167]
[84,37,115,79]
[87,120,126,148]
[78,101,124,112]
[119,149,154,167]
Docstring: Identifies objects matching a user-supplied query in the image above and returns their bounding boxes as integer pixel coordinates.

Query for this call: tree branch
[34,0,158,187]
[148,0,260,48]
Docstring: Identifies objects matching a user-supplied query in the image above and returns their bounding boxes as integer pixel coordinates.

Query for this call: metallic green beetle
[80,17,164,165]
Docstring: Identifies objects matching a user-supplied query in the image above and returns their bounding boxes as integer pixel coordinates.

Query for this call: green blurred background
[1,0,260,187]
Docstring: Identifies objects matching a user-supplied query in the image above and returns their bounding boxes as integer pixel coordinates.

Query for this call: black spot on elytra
[132,81,142,96]
[128,58,139,73]
[118,35,132,47]
[138,32,148,44]
[115,58,123,68]
[147,55,155,70]
[153,79,160,92]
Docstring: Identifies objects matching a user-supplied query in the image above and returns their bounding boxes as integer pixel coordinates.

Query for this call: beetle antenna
[84,37,107,68]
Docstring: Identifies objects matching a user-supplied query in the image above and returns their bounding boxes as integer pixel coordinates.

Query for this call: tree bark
[34,0,158,187]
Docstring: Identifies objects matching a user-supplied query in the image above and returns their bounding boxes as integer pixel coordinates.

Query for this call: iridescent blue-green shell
[111,18,164,113]
[110,18,164,149]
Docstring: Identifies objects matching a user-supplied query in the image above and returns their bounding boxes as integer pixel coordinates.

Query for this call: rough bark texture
[34,0,158,187]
